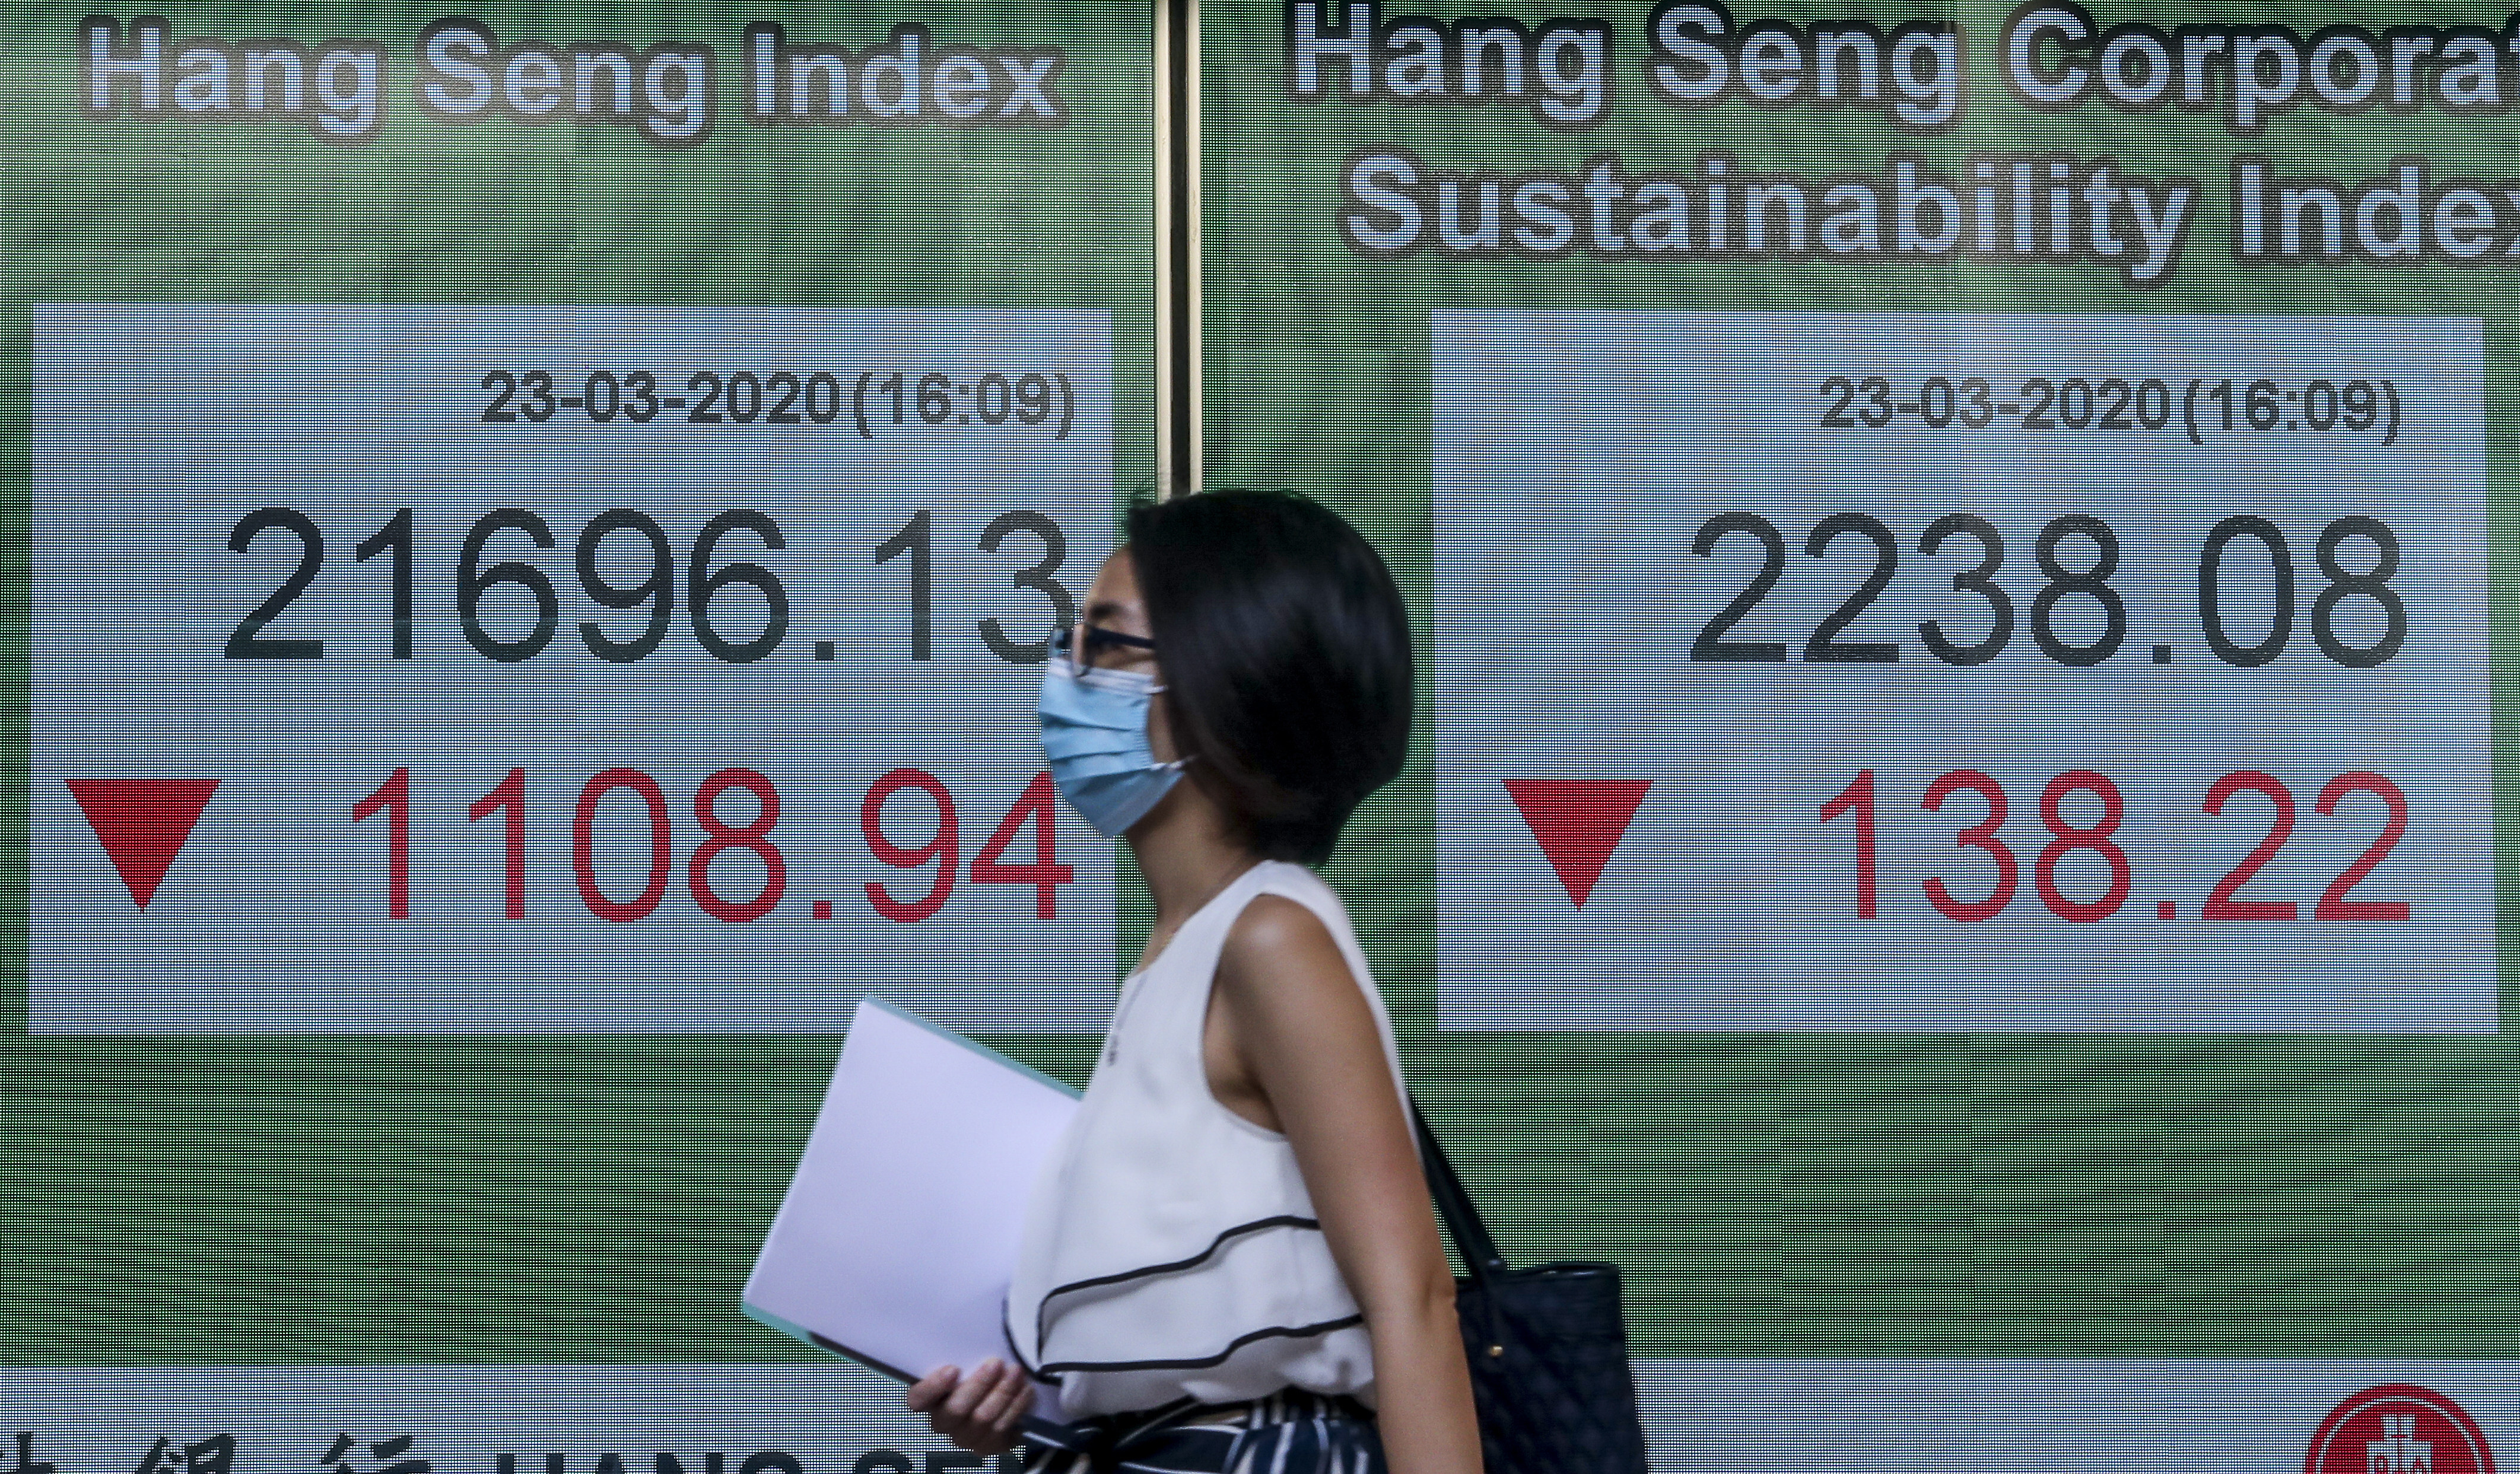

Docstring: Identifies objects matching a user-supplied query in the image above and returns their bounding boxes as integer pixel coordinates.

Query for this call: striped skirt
[1023,1387,1388,1474]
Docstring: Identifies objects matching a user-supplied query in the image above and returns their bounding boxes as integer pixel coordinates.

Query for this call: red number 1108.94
[1819,768,2408,924]
[349,767,1072,924]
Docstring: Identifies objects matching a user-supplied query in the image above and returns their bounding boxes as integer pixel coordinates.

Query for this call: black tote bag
[1410,1099,1653,1474]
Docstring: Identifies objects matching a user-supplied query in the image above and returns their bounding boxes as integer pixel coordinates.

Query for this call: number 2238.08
[1690,512,2404,669]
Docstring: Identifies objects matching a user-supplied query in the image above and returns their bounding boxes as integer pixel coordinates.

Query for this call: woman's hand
[905,1357,1034,1456]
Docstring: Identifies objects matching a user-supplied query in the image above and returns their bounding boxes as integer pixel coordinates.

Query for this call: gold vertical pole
[1154,0,1203,499]
[1184,0,1203,499]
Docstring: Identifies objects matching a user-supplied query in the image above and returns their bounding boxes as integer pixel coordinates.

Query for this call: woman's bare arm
[1214,894,1483,1474]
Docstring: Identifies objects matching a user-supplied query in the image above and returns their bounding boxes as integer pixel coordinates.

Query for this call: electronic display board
[5,4,1153,1468]
[7,1,2519,1470]
[1196,0,2518,1464]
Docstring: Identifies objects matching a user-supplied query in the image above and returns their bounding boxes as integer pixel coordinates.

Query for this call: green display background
[0,2,1154,1363]
[1199,0,2519,1352]
[4,0,2515,1377]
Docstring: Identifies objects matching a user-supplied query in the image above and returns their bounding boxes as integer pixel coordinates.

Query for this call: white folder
[744,995,1079,1406]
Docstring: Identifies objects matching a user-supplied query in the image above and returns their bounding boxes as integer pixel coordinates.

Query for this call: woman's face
[1078,547,1178,765]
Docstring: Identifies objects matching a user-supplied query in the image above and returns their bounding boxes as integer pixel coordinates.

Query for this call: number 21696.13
[225,505,1073,666]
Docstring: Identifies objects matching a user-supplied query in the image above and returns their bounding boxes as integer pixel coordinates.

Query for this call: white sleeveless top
[1003,860,1410,1418]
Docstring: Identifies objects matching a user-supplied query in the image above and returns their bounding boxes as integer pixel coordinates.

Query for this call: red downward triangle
[67,779,220,910]
[1502,779,1652,909]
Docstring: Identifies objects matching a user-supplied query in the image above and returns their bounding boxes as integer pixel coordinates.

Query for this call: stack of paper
[745,996,1080,1406]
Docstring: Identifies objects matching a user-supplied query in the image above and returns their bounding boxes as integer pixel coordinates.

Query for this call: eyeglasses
[1051,622,1158,675]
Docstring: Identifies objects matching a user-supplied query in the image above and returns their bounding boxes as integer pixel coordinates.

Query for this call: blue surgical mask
[1038,660,1186,838]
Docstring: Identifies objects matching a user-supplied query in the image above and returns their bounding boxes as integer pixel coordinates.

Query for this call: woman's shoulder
[1222,862,1353,951]
[1222,890,1336,963]
[1216,867,1373,1024]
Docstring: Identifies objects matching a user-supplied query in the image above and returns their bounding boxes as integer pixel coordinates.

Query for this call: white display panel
[33,305,1117,1033]
[1435,311,2493,1032]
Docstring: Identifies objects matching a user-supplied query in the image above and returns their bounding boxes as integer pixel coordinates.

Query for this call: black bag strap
[1409,1094,1508,1281]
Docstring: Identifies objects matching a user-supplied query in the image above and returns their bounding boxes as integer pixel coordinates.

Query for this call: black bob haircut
[1126,490,1414,868]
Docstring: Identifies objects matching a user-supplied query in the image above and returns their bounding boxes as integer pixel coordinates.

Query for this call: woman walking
[905,491,1481,1474]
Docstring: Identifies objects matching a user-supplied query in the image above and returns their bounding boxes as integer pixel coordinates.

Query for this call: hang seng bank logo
[2306,1385,2497,1474]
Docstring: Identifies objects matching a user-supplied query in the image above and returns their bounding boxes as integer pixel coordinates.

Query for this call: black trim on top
[1037,1313,1367,1376]
[1034,1214,1324,1354]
